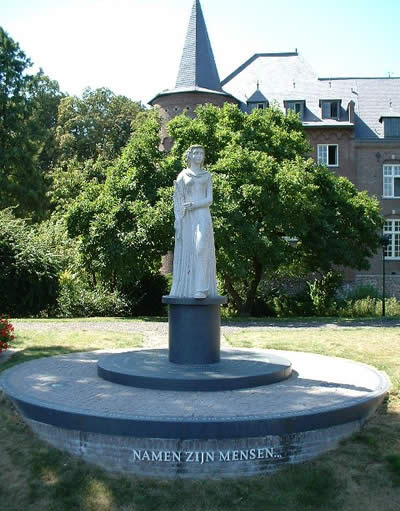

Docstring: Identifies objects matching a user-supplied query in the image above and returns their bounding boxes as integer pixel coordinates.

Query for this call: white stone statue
[170,145,217,298]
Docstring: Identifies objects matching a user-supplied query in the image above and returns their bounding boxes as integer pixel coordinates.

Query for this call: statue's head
[185,145,205,168]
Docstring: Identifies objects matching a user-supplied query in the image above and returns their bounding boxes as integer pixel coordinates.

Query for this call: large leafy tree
[65,103,382,316]
[65,110,174,293]
[49,87,144,212]
[55,87,143,163]
[0,28,64,219]
[167,103,383,313]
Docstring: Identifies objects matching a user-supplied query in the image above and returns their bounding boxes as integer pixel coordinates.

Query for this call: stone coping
[162,295,227,305]
[0,349,390,440]
[97,349,292,391]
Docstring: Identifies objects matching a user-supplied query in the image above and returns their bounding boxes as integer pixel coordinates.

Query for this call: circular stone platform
[0,349,390,479]
[97,349,292,391]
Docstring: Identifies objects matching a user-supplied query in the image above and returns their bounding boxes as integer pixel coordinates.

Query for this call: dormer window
[379,114,400,138]
[319,99,341,120]
[284,100,305,120]
[247,86,269,113]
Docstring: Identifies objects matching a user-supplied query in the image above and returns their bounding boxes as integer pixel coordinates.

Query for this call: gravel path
[9,317,400,349]
[1,317,398,364]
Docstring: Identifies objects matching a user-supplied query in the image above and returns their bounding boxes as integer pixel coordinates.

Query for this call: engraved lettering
[151,451,162,462]
[133,449,142,461]
[172,451,181,462]
[240,450,249,460]
[219,451,230,461]
[206,452,215,462]
[132,447,276,464]
[265,448,274,458]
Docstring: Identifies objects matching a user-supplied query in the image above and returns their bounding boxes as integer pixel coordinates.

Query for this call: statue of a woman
[170,145,217,299]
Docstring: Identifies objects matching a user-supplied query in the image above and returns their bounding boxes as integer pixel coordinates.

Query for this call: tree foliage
[0,209,60,316]
[0,28,64,219]
[167,103,383,313]
[65,110,172,310]
[48,88,144,212]
[55,87,143,163]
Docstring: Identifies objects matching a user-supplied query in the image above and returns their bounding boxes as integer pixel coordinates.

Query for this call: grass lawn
[0,319,399,511]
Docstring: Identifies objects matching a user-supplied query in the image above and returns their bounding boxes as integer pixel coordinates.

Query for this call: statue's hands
[183,201,195,211]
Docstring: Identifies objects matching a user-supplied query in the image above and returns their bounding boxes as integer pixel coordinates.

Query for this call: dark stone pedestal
[162,296,227,365]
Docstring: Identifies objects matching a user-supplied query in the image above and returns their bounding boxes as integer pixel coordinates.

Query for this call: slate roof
[221,53,400,139]
[379,109,400,122]
[149,0,237,105]
[175,0,222,91]
[247,89,268,103]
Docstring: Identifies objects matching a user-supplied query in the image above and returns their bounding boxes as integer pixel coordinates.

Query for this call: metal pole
[382,245,386,317]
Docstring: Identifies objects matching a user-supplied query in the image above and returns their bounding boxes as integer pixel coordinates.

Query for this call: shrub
[0,315,14,353]
[308,271,344,316]
[338,296,400,318]
[271,291,314,318]
[0,209,60,316]
[119,273,169,316]
[341,283,380,301]
[57,271,128,317]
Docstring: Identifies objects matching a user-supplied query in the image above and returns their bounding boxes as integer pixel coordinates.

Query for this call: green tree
[64,103,382,316]
[167,103,383,314]
[0,27,40,216]
[48,88,144,212]
[30,70,65,174]
[55,87,143,163]
[0,28,64,219]
[65,110,172,311]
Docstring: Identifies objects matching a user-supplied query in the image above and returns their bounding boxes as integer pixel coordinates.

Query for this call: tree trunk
[223,274,243,313]
[243,259,263,315]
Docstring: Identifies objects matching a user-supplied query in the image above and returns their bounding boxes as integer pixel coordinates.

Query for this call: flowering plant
[0,315,14,353]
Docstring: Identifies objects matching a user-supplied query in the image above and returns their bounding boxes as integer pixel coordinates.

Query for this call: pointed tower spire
[175,0,222,91]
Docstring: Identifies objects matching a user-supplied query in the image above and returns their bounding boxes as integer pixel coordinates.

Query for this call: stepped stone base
[0,349,390,479]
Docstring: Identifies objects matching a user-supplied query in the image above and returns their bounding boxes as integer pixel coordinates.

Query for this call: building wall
[355,141,400,283]
[152,92,238,151]
[306,127,355,182]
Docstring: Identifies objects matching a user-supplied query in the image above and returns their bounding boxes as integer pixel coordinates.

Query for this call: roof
[379,110,400,122]
[175,0,222,92]
[247,89,268,103]
[149,86,237,105]
[222,53,400,139]
[149,0,238,105]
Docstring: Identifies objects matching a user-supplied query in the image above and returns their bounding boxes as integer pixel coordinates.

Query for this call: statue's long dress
[170,168,217,298]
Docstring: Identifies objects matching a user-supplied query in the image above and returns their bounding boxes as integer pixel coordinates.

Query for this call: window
[257,103,265,109]
[284,100,305,120]
[383,165,400,197]
[383,220,400,258]
[383,118,400,138]
[317,144,338,166]
[320,100,340,120]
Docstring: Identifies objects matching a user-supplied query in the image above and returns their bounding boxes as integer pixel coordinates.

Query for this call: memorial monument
[96,145,293,390]
[163,144,227,365]
[170,145,217,299]
[0,0,391,480]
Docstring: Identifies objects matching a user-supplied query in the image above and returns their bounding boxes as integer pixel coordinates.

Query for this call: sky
[1,0,400,105]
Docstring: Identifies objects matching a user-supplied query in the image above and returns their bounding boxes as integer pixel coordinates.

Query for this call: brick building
[150,0,400,294]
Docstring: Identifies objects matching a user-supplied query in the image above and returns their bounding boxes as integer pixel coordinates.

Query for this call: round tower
[149,0,239,151]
